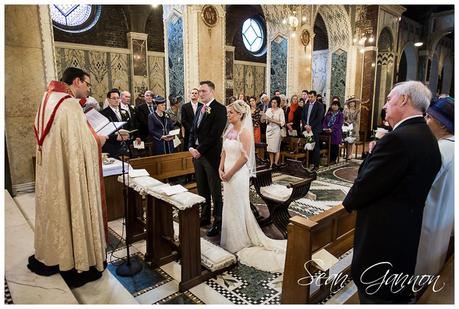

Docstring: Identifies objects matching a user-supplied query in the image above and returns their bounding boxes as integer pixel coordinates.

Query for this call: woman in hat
[323,97,344,164]
[148,96,175,155]
[416,96,454,277]
[343,96,361,159]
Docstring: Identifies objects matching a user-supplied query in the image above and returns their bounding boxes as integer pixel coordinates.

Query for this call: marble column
[127,32,149,97]
[225,46,235,100]
[5,5,57,191]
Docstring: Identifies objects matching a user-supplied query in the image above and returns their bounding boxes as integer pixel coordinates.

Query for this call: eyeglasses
[82,80,92,88]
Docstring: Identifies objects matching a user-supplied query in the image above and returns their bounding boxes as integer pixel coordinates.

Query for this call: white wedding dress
[220,131,287,273]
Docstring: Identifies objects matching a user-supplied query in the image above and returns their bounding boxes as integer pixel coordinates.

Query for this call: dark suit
[120,103,139,138]
[343,117,441,303]
[181,101,202,151]
[189,99,227,223]
[301,101,324,167]
[100,106,130,158]
[135,103,156,141]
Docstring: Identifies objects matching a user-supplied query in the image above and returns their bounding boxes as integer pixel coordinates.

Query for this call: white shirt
[109,106,122,121]
[191,101,199,115]
[120,102,131,116]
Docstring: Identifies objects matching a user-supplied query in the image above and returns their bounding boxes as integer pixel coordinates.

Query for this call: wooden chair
[354,131,367,159]
[281,137,308,166]
[251,159,316,238]
[319,132,332,166]
[129,141,154,158]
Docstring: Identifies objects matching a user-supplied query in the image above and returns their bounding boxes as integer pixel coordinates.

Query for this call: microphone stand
[110,117,142,276]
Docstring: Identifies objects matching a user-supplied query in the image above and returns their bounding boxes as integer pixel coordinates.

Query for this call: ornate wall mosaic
[148,55,166,97]
[56,47,130,104]
[270,36,287,95]
[167,13,185,98]
[330,49,347,103]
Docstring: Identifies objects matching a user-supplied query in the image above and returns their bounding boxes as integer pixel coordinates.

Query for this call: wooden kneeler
[119,175,236,292]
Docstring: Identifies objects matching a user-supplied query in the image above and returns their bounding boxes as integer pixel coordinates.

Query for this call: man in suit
[301,90,324,170]
[181,88,202,151]
[189,81,227,236]
[135,90,156,142]
[100,89,130,158]
[342,81,441,303]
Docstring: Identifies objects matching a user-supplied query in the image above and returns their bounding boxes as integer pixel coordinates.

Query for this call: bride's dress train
[220,137,286,273]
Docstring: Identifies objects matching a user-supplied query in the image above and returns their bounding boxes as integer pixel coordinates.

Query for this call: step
[5,190,78,304]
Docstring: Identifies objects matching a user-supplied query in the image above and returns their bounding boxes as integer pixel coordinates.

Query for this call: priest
[28,67,108,288]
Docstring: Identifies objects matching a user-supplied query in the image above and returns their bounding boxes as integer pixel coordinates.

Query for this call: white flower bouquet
[303,131,315,150]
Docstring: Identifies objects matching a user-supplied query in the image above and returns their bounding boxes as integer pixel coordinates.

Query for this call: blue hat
[154,95,166,103]
[426,97,454,133]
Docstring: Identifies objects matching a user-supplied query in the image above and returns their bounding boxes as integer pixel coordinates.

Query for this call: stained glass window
[50,5,101,33]
[242,18,264,53]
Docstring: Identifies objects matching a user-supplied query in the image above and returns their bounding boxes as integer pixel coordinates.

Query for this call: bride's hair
[228,99,250,120]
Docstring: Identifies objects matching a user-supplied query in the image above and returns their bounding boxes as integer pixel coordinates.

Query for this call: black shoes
[206,224,221,237]
[60,266,103,289]
[27,255,59,276]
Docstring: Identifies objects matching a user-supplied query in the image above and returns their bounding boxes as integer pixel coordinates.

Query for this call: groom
[189,80,227,236]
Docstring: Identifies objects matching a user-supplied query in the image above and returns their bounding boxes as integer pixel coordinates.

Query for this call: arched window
[50,5,101,33]
[242,17,265,54]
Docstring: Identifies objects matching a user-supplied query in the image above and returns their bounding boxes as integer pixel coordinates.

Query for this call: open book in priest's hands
[85,108,126,136]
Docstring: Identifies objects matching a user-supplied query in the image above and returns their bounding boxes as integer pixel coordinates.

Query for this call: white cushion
[200,238,237,271]
[260,184,292,202]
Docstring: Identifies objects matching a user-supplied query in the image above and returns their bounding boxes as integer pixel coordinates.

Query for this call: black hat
[154,95,166,103]
[427,96,454,133]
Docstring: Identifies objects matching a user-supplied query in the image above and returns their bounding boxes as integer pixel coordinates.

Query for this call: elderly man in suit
[301,90,324,170]
[342,81,441,304]
[189,81,227,236]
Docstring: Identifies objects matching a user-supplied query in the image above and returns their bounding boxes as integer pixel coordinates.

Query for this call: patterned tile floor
[103,160,361,304]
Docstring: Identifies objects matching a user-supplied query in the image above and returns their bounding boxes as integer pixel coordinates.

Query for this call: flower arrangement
[303,130,315,150]
[342,123,355,144]
[205,106,212,114]
[373,127,389,140]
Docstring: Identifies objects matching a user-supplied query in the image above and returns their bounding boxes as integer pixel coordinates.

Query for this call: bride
[219,100,287,273]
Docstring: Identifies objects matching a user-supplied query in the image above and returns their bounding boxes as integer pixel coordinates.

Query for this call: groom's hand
[189,147,201,159]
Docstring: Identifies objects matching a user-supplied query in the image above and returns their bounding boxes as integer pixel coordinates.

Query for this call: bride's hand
[222,171,233,182]
[219,168,225,181]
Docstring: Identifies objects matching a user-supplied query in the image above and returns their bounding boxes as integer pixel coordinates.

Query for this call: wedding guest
[285,94,302,136]
[416,96,454,276]
[344,96,361,159]
[323,98,344,164]
[249,96,262,143]
[148,96,175,155]
[343,81,441,303]
[265,96,285,168]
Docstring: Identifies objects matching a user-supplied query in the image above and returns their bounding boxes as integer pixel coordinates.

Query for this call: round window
[242,18,264,53]
[50,5,101,33]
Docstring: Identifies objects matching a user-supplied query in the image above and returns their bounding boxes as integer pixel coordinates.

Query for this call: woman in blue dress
[148,96,175,155]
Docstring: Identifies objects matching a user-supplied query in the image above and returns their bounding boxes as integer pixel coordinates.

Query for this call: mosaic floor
[102,160,360,304]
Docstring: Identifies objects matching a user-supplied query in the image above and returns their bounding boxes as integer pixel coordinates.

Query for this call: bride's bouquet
[303,131,315,150]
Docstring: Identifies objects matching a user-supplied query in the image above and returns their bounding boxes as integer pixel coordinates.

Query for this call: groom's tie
[196,104,206,127]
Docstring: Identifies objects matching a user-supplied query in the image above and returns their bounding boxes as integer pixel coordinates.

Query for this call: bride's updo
[228,99,250,120]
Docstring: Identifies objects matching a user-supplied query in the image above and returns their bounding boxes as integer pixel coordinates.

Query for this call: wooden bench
[281,204,356,304]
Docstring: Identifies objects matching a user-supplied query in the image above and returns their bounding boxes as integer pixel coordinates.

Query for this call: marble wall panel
[148,56,166,97]
[312,50,329,96]
[330,49,347,103]
[244,66,255,97]
[233,64,245,97]
[254,66,266,98]
[167,14,185,98]
[270,36,288,95]
[110,53,130,92]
